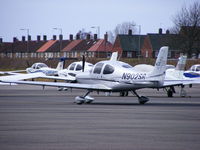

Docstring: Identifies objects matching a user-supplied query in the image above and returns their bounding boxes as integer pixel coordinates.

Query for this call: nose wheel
[131,90,149,104]
[75,91,94,104]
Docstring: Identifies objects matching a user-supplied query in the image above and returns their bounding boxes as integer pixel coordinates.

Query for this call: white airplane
[184,64,200,78]
[26,61,63,76]
[0,59,75,82]
[58,61,93,78]
[0,46,171,104]
[131,55,188,97]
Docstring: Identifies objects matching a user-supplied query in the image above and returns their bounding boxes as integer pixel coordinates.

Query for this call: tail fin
[148,46,168,81]
[175,55,187,71]
[56,58,65,70]
[168,55,187,79]
[110,52,118,61]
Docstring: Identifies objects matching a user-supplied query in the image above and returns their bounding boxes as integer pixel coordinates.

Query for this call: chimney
[69,34,73,40]
[28,35,31,41]
[0,38,2,43]
[94,34,97,40]
[43,35,47,41]
[37,35,41,41]
[128,29,132,35]
[166,29,170,34]
[59,34,63,41]
[22,36,26,42]
[86,34,90,40]
[104,33,108,42]
[13,37,18,43]
[159,28,162,34]
[76,34,80,40]
[53,35,57,40]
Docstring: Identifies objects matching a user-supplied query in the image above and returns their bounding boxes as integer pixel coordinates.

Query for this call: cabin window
[122,64,132,68]
[37,63,48,69]
[69,63,76,70]
[76,64,82,71]
[196,66,200,71]
[93,63,104,74]
[103,64,114,74]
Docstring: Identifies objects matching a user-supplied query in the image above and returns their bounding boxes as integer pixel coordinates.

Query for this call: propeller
[82,55,85,72]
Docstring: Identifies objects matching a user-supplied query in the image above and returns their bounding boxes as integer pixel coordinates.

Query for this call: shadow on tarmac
[89,102,200,107]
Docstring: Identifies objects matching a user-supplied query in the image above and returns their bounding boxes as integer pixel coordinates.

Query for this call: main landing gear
[166,86,175,97]
[131,90,149,104]
[75,91,94,104]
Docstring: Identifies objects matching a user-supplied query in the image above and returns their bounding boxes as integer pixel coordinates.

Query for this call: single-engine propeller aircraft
[184,64,200,78]
[1,46,170,105]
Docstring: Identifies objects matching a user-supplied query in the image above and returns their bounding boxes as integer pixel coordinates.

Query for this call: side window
[76,64,82,71]
[69,63,76,71]
[196,66,200,71]
[93,63,104,74]
[103,64,114,74]
[32,64,36,69]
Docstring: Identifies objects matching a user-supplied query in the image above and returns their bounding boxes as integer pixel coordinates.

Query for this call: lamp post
[91,26,100,57]
[53,28,62,52]
[20,28,29,53]
[130,25,141,58]
[91,26,100,39]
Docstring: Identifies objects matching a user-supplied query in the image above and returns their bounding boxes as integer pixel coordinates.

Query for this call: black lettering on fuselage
[122,73,146,80]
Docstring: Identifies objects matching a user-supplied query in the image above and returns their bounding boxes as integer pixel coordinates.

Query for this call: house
[88,34,113,58]
[112,30,145,58]
[62,33,113,58]
[141,29,181,58]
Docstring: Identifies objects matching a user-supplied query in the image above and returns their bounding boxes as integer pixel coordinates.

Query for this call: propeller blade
[82,55,85,72]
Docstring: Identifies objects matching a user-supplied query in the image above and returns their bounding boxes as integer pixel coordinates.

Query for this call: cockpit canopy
[93,63,115,75]
[189,65,200,72]
[31,63,48,69]
[68,62,93,71]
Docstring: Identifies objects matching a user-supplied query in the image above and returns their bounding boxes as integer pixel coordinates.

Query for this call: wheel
[167,89,173,97]
[138,96,149,104]
[125,91,128,96]
[75,96,85,104]
[120,91,125,96]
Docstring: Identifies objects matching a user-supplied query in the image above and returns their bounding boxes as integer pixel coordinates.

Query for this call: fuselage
[76,60,162,92]
[26,63,58,76]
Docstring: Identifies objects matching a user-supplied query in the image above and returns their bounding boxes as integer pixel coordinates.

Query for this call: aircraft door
[92,63,104,79]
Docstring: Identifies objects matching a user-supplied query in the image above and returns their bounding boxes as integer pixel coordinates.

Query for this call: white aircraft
[58,61,93,78]
[26,61,63,76]
[0,46,172,105]
[184,64,200,78]
[131,55,188,97]
[0,59,75,82]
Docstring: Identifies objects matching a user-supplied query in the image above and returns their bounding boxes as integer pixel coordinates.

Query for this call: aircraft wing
[0,72,76,82]
[0,80,112,91]
[0,70,26,75]
[163,79,200,87]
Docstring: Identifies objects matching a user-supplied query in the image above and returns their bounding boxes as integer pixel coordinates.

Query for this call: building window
[145,50,148,58]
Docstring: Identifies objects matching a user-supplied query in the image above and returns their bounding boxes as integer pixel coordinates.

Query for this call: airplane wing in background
[0,80,112,91]
[0,72,76,82]
[0,70,26,75]
[163,79,200,87]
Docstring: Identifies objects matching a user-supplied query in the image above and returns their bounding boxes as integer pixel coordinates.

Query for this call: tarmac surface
[0,84,200,150]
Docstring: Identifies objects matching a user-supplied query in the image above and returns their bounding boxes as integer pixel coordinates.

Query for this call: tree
[107,21,137,44]
[171,1,200,57]
[114,21,136,36]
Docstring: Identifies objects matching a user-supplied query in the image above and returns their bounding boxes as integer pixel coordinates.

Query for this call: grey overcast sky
[0,0,198,42]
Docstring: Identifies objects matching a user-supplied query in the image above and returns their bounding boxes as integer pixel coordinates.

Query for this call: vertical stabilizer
[110,52,118,61]
[175,55,187,71]
[56,58,65,70]
[148,46,168,81]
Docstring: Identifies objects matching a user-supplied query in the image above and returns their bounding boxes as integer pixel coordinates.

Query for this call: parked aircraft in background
[184,64,200,78]
[58,61,93,78]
